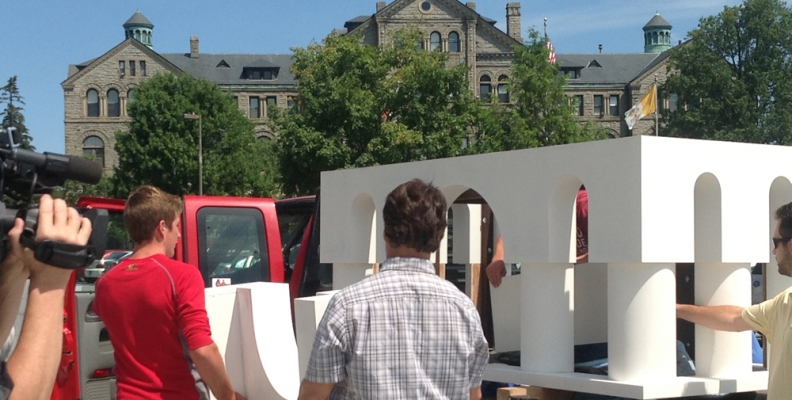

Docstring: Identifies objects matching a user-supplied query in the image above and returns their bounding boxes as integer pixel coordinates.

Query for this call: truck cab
[56,194,323,400]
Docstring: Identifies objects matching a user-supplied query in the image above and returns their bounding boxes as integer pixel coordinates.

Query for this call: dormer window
[244,67,277,80]
[559,68,580,79]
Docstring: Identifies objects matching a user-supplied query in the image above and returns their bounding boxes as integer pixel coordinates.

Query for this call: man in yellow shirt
[677,202,792,399]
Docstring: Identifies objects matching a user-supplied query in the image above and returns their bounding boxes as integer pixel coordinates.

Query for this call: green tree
[113,73,278,197]
[272,29,481,196]
[57,177,116,205]
[663,0,792,143]
[0,76,34,150]
[472,30,605,153]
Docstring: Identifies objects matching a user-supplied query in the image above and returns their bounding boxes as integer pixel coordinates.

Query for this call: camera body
[0,127,107,269]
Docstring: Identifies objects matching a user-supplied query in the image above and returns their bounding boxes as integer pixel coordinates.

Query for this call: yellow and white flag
[624,85,657,130]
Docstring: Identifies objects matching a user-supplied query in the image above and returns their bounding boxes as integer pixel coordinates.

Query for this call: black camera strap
[19,233,98,270]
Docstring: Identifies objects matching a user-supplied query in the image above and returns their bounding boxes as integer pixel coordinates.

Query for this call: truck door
[196,206,273,287]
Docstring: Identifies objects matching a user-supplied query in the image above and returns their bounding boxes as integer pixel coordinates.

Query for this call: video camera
[0,127,107,269]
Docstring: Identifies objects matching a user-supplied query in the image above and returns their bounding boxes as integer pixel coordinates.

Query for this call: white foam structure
[319,136,792,399]
[294,292,337,380]
[205,283,300,400]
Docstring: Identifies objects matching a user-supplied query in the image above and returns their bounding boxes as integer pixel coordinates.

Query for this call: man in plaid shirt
[299,179,489,400]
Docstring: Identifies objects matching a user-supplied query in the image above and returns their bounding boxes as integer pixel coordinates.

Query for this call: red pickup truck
[51,194,327,400]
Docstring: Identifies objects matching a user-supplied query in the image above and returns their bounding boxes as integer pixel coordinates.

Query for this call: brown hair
[776,202,792,239]
[382,179,447,253]
[124,185,183,244]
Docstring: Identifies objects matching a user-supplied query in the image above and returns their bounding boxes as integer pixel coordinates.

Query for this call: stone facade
[64,2,675,173]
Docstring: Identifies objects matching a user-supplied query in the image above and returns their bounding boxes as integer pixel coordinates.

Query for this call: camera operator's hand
[4,195,92,400]
[7,195,92,287]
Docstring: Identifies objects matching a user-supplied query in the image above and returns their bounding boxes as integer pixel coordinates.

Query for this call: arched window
[479,75,492,103]
[449,31,460,52]
[652,32,658,44]
[135,30,141,41]
[107,89,120,117]
[430,32,441,52]
[498,75,509,103]
[83,136,105,167]
[127,89,134,108]
[87,89,99,117]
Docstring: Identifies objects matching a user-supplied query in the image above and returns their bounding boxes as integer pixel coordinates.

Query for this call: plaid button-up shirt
[305,257,489,399]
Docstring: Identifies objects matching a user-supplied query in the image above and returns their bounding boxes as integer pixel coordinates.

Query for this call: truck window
[197,207,269,287]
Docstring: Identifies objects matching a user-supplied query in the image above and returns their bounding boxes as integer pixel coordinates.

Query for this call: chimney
[598,44,603,53]
[376,1,386,12]
[190,35,199,59]
[506,3,522,42]
[466,2,476,11]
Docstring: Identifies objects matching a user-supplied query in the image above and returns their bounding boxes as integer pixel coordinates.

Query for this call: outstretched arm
[676,304,753,332]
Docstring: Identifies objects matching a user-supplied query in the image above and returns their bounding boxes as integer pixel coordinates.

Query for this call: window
[129,61,136,77]
[140,61,147,76]
[669,93,678,112]
[134,30,141,41]
[497,75,509,103]
[119,61,125,75]
[430,32,441,52]
[479,75,492,103]
[127,89,134,104]
[287,96,296,109]
[233,96,239,107]
[107,90,120,117]
[609,95,619,116]
[421,1,432,11]
[197,207,269,286]
[266,96,277,115]
[244,68,277,80]
[249,97,260,118]
[594,95,604,116]
[575,95,584,116]
[448,32,460,52]
[83,136,105,166]
[559,68,578,79]
[87,89,99,117]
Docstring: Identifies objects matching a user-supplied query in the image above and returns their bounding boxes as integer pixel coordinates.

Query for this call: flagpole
[544,17,548,39]
[654,74,659,136]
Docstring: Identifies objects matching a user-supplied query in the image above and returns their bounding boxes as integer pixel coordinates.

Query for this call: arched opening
[448,31,460,52]
[107,89,120,117]
[497,75,509,103]
[479,75,492,103]
[82,136,105,167]
[86,89,99,117]
[134,30,141,41]
[430,31,441,51]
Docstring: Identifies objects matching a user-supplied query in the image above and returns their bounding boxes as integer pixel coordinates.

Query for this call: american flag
[547,40,556,63]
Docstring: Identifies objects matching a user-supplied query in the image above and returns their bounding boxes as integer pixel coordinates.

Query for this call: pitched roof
[644,13,671,29]
[124,11,154,28]
[556,53,659,85]
[160,53,296,86]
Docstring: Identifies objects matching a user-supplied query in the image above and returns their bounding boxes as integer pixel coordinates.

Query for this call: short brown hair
[382,179,447,253]
[124,185,183,244]
[776,202,792,239]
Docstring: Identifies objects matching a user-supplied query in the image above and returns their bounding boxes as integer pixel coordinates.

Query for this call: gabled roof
[124,11,154,28]
[644,13,671,29]
[63,38,182,87]
[556,53,659,85]
[347,0,521,49]
[160,53,296,86]
[345,15,371,30]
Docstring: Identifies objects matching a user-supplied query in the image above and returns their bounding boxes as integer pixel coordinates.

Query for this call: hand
[234,392,248,400]
[10,195,92,288]
[486,259,506,288]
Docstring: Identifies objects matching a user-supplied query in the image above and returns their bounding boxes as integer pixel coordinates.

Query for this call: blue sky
[0,0,743,155]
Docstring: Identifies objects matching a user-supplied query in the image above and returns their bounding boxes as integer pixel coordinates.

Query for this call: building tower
[123,10,154,49]
[643,13,671,54]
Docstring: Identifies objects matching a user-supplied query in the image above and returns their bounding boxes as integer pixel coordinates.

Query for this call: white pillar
[520,263,574,372]
[294,294,335,380]
[333,263,371,290]
[694,262,752,378]
[608,263,676,381]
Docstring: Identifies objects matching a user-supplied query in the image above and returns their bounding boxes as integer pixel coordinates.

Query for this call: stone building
[62,11,297,172]
[63,4,676,172]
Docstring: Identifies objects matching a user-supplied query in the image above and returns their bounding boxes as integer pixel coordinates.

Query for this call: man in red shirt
[94,185,245,400]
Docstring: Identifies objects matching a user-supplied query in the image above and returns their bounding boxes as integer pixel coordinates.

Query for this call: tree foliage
[272,30,481,196]
[112,73,278,197]
[663,0,792,143]
[472,30,605,153]
[0,76,34,150]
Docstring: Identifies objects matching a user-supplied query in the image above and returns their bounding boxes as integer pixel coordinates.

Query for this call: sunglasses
[773,237,791,248]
